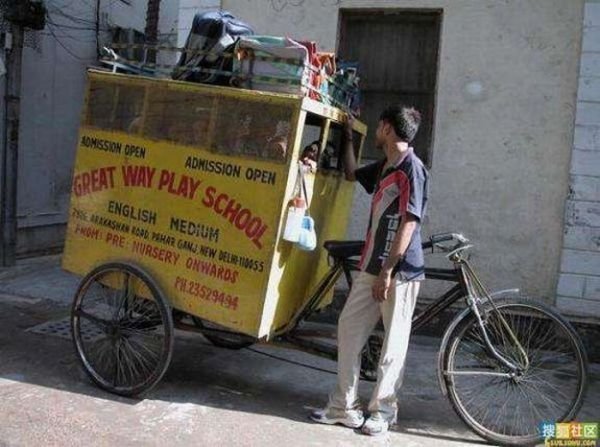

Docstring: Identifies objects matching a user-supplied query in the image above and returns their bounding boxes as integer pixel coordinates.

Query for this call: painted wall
[556,1,600,318]
[16,0,179,254]
[186,0,584,304]
[178,0,221,47]
[158,0,181,66]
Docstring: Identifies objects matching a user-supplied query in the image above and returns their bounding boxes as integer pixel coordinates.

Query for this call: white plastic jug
[297,215,317,251]
[282,197,305,243]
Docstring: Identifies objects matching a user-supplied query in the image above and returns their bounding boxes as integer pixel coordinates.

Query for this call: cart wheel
[360,333,382,382]
[191,316,254,350]
[71,262,174,397]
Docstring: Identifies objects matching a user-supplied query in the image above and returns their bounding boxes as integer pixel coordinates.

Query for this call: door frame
[336,8,443,167]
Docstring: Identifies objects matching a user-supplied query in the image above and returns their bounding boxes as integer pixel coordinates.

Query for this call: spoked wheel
[71,262,174,397]
[191,316,254,350]
[360,333,383,382]
[442,297,588,446]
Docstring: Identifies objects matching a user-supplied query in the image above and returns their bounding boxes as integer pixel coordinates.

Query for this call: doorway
[338,9,442,165]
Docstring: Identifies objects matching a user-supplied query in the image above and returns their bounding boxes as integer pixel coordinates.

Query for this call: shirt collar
[381,147,413,175]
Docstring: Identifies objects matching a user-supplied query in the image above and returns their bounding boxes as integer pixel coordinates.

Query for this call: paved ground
[0,256,598,447]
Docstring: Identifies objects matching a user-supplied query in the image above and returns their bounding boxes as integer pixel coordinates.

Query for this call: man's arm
[343,115,357,181]
[372,214,418,302]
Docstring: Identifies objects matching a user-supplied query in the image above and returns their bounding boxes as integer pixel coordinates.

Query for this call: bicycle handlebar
[423,233,469,252]
[324,233,469,260]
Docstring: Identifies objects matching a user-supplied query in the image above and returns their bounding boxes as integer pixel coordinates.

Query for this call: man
[311,105,429,436]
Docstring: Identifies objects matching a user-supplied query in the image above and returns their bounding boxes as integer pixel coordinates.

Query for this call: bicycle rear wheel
[191,316,254,350]
[442,296,588,446]
[360,333,382,382]
[71,262,174,397]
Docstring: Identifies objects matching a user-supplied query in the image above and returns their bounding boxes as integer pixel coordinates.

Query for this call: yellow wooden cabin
[63,70,367,339]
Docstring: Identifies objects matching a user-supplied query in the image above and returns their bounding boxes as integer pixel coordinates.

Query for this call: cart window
[300,114,324,147]
[298,114,324,172]
[298,118,362,173]
[86,81,145,133]
[86,81,116,129]
[212,97,293,162]
[143,88,214,148]
[320,122,345,171]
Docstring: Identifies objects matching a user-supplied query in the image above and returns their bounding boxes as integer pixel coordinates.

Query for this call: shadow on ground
[1,256,598,446]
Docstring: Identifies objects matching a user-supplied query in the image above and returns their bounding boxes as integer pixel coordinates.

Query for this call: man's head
[375,105,422,149]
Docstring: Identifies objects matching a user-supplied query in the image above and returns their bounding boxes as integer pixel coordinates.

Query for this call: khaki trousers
[328,271,420,420]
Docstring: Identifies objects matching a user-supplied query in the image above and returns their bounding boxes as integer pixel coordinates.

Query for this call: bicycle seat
[323,240,364,259]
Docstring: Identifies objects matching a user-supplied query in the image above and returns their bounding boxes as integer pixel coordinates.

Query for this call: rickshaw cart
[63,70,367,395]
[64,72,591,447]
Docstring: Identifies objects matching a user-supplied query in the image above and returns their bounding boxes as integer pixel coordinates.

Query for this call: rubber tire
[191,316,254,350]
[71,262,174,397]
[360,333,382,382]
[441,297,588,446]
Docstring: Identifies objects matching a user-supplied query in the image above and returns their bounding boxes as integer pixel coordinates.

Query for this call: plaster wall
[206,0,584,301]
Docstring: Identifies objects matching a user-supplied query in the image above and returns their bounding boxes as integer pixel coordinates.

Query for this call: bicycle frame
[276,245,529,375]
[189,237,530,376]
[271,253,470,361]
[456,255,529,372]
[277,254,467,337]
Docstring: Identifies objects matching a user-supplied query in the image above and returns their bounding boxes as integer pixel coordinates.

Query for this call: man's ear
[383,122,391,136]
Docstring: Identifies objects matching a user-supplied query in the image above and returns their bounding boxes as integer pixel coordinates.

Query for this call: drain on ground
[27,317,103,342]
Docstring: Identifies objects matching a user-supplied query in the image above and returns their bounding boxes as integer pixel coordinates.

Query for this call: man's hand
[375,215,417,301]
[344,113,355,137]
[342,113,357,181]
[372,268,392,302]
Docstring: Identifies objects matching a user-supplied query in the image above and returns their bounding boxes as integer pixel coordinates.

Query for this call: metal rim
[360,333,382,382]
[444,300,587,445]
[71,262,174,396]
[191,316,254,350]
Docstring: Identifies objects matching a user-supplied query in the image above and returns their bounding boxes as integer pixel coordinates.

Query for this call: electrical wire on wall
[95,0,100,57]
[42,0,110,61]
[43,0,174,63]
[44,22,88,60]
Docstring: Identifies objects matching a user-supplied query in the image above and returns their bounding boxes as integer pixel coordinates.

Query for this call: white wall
[17,0,179,253]
[158,0,181,66]
[106,0,147,32]
[178,0,220,47]
[202,0,584,303]
[556,1,600,318]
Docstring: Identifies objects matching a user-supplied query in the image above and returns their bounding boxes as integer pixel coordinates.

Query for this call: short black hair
[379,105,422,143]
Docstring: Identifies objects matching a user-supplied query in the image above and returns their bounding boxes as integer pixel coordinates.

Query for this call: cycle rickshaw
[64,70,588,447]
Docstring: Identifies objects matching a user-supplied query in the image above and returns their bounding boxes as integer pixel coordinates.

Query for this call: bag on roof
[231,35,310,95]
[174,10,254,85]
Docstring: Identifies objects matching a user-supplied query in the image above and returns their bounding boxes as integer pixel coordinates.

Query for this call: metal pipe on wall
[0,25,23,266]
[144,0,161,63]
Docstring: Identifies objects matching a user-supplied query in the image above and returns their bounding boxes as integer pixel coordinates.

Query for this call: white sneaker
[361,413,395,436]
[310,407,365,428]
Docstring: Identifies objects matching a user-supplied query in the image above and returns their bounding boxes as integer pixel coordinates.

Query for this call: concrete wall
[18,1,107,254]
[108,0,147,32]
[16,0,179,255]
[178,0,221,47]
[178,0,584,302]
[557,1,600,318]
[158,0,181,66]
